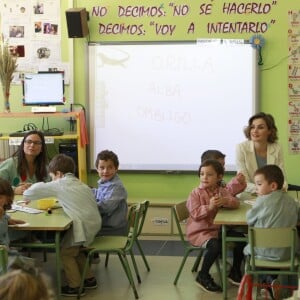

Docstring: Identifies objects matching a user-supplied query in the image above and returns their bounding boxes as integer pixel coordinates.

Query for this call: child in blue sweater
[92,150,128,236]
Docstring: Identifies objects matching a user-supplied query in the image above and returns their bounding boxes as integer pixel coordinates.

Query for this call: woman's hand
[235,172,246,185]
[8,218,26,225]
[14,183,32,195]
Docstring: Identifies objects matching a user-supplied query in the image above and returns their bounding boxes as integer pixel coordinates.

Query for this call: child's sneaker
[228,270,242,286]
[84,277,98,289]
[61,286,85,297]
[271,279,280,300]
[260,288,272,300]
[195,273,222,293]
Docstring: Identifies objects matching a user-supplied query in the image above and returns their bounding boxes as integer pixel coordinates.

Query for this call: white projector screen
[88,41,258,172]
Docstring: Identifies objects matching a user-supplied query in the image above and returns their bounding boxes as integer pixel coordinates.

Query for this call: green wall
[1,1,300,200]
[76,1,300,198]
[88,171,243,201]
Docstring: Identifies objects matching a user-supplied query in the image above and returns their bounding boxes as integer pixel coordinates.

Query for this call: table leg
[55,232,61,300]
[222,224,228,299]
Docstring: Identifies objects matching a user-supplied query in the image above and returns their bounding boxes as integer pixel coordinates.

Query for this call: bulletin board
[0,0,71,84]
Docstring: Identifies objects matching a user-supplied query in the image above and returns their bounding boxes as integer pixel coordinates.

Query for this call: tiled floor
[40,253,240,300]
[30,239,240,300]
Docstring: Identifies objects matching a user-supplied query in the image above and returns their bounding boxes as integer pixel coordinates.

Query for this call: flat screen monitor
[22,72,65,106]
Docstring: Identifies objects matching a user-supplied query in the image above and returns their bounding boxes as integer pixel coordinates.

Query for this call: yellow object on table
[37,197,57,210]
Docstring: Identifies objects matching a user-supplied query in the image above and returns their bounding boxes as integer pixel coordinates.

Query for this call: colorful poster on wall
[0,0,69,83]
[288,10,300,154]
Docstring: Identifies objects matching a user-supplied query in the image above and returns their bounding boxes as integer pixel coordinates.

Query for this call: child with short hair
[186,159,246,293]
[244,164,300,298]
[201,149,246,196]
[92,150,128,236]
[23,154,102,297]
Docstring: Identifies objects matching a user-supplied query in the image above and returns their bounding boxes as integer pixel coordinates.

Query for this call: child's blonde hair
[0,269,54,300]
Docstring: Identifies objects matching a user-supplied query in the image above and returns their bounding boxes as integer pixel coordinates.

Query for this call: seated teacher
[0,130,49,194]
[236,112,288,194]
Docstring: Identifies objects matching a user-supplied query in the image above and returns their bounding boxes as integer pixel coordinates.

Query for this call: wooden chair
[242,227,299,299]
[172,200,222,285]
[78,203,144,299]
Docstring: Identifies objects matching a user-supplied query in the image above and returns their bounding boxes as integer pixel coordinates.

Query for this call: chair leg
[191,251,203,272]
[105,253,109,267]
[42,231,48,262]
[215,258,223,288]
[78,252,92,299]
[252,274,259,300]
[129,250,141,283]
[0,247,7,275]
[135,240,150,271]
[118,252,139,299]
[117,253,131,282]
[174,253,190,285]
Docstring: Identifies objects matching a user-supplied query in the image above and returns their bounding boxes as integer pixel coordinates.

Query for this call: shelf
[0,111,87,183]
[0,132,78,139]
[0,112,79,118]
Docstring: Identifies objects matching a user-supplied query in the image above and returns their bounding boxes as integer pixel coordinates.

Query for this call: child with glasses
[0,130,49,195]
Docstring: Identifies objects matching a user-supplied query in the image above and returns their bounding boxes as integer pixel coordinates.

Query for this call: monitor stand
[31,106,56,113]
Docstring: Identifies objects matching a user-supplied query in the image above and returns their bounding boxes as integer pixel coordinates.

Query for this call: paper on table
[8,222,30,227]
[12,204,43,214]
[244,200,256,206]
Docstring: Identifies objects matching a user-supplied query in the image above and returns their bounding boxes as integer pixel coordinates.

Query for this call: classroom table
[7,200,72,300]
[214,200,252,299]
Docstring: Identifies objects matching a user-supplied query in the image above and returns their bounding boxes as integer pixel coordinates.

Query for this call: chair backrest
[173,201,189,243]
[248,227,297,270]
[136,200,149,237]
[125,203,143,251]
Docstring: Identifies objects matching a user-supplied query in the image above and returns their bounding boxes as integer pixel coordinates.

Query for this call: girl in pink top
[186,159,246,293]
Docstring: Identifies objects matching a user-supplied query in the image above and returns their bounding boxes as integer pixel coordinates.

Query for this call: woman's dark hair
[95,150,119,169]
[198,159,225,178]
[0,178,14,210]
[13,130,48,181]
[243,112,278,143]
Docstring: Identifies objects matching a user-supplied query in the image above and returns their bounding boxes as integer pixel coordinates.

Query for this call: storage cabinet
[0,112,87,183]
[128,200,186,236]
[142,206,172,235]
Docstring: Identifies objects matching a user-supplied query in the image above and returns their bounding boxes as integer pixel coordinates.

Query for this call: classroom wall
[75,1,300,195]
[1,1,300,198]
